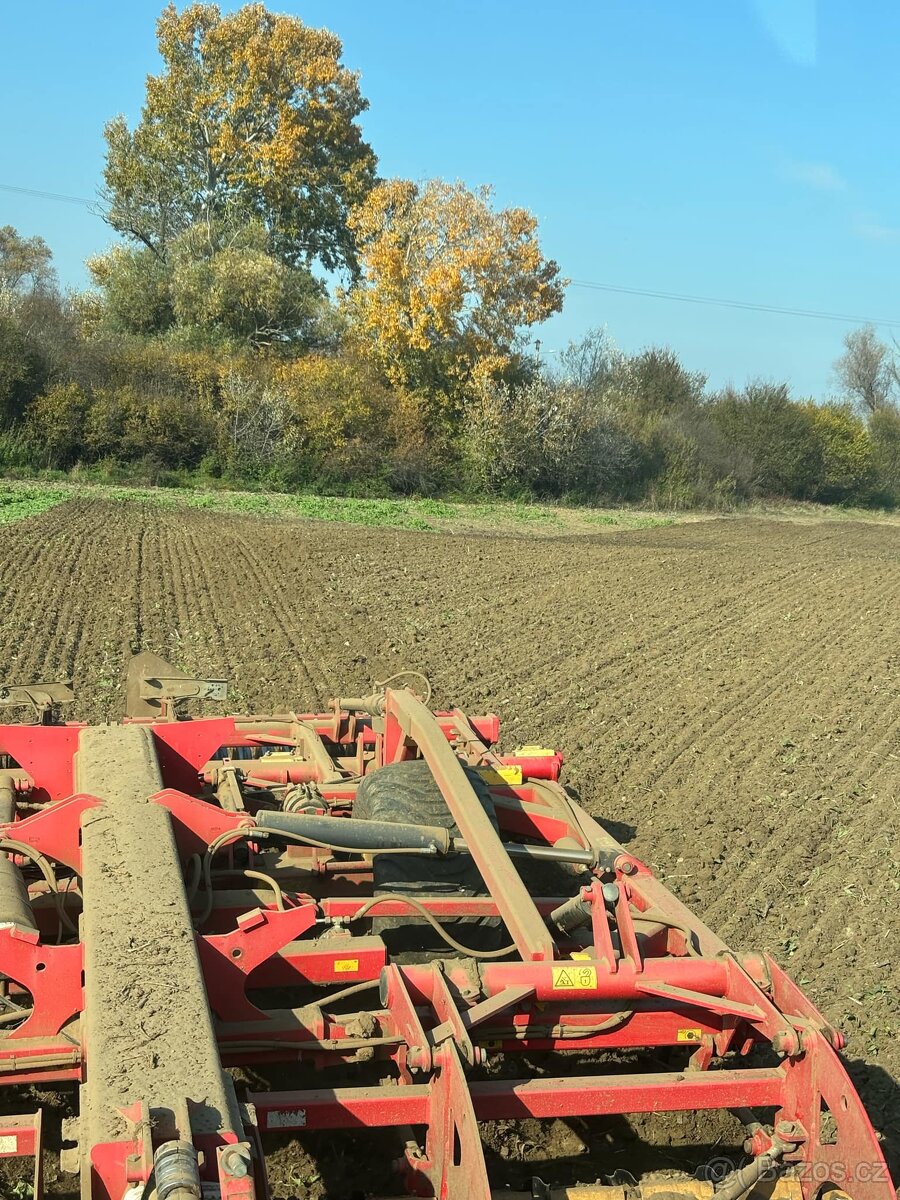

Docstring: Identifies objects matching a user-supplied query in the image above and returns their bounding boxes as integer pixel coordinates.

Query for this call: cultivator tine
[125,650,227,718]
[0,681,73,724]
[0,660,890,1200]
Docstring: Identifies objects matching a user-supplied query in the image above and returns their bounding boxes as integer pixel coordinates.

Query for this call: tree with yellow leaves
[103,3,376,273]
[346,179,566,387]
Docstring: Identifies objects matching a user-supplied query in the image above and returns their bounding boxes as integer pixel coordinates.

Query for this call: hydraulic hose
[256,811,596,865]
[256,810,451,854]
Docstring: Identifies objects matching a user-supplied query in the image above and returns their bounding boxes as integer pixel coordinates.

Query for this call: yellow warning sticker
[677,1028,703,1042]
[476,765,523,786]
[551,965,597,991]
[334,959,359,974]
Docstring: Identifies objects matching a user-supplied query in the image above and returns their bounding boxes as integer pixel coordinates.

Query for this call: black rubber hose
[255,810,451,854]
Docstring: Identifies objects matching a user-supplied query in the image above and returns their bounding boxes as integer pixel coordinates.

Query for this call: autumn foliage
[346,180,565,385]
[0,4,899,510]
[104,2,375,272]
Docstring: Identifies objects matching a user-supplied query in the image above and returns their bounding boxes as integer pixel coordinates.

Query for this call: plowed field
[0,499,897,1186]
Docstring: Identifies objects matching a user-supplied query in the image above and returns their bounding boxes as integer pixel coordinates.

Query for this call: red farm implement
[0,655,890,1200]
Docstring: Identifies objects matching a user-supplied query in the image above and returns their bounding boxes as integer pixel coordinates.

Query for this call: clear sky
[1,1,898,396]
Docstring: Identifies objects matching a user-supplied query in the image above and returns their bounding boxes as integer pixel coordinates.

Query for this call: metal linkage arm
[381,689,555,962]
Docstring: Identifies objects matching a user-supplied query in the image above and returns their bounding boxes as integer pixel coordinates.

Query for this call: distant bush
[869,406,900,504]
[462,375,635,498]
[708,382,823,499]
[26,382,91,467]
[84,385,212,468]
[803,402,874,503]
[4,225,900,511]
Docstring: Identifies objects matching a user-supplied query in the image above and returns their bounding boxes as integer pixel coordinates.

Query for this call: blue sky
[1,0,898,396]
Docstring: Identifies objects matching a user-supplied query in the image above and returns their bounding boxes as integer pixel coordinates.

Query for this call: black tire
[353,759,503,954]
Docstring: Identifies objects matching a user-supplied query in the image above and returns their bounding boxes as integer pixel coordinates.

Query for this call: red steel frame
[0,689,892,1200]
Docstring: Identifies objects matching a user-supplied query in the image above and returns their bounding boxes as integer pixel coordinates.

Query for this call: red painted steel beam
[0,726,83,802]
[245,936,387,988]
[469,1068,786,1119]
[248,1067,786,1131]
[402,956,730,1004]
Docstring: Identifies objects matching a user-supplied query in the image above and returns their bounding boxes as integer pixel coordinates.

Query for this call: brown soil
[0,500,896,1194]
[76,725,240,1146]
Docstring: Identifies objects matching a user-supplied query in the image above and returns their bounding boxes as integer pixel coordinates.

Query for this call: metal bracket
[402,1042,491,1200]
[140,676,228,703]
[0,1110,43,1199]
[125,652,228,719]
[0,682,74,724]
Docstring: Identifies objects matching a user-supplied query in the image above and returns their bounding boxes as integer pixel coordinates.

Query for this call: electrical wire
[185,853,203,904]
[568,279,900,329]
[243,869,285,911]
[192,825,431,927]
[556,1010,633,1037]
[0,182,93,206]
[314,978,380,1009]
[1,178,895,330]
[193,828,257,926]
[493,1009,634,1040]
[350,892,517,960]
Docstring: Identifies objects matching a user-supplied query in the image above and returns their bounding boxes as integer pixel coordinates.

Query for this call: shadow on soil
[844,1057,900,1185]
[565,785,637,848]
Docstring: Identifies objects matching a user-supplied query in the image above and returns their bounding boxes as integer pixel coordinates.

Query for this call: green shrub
[803,401,875,503]
[709,383,823,499]
[26,382,91,467]
[85,386,212,467]
[869,406,900,505]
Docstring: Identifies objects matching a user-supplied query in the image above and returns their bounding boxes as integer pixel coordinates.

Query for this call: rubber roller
[0,855,37,931]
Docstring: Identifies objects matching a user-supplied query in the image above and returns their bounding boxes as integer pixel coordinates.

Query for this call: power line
[0,182,94,207]
[569,279,900,329]
[1,178,897,328]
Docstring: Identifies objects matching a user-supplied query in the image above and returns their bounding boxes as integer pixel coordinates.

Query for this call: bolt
[772,1030,798,1057]
[220,1148,249,1179]
[406,1045,431,1074]
[775,1120,803,1142]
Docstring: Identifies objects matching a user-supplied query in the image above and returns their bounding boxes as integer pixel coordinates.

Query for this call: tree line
[1,2,898,508]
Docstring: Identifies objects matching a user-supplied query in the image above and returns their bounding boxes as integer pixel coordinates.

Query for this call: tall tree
[834,325,895,414]
[0,226,56,297]
[103,3,376,273]
[0,227,67,420]
[346,179,565,386]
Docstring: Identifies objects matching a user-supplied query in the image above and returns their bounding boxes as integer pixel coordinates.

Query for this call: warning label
[268,1109,307,1129]
[551,964,597,991]
[677,1028,703,1042]
[333,959,359,973]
